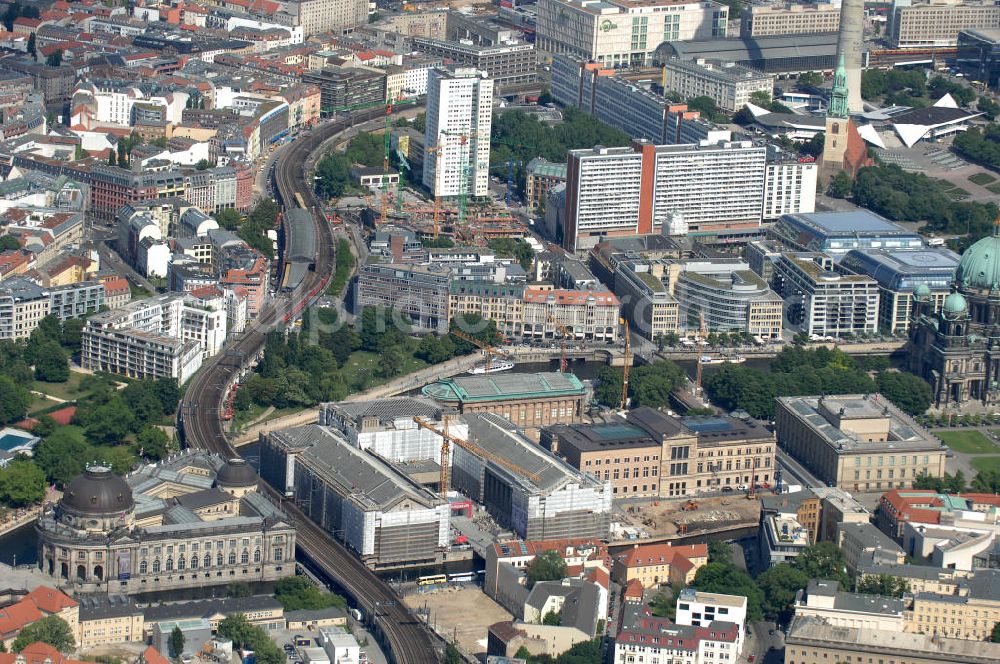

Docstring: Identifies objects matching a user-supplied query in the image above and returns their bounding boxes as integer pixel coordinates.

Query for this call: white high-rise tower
[835,0,864,113]
[423,67,494,199]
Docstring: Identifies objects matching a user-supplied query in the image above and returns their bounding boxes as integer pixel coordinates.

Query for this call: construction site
[611,494,763,542]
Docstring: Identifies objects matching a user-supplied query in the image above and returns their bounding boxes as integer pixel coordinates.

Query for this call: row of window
[137,548,282,574]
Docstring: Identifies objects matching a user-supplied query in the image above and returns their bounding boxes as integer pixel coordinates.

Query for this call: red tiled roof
[140,646,170,664]
[0,600,42,637]
[24,587,76,614]
[0,643,86,664]
[615,543,708,569]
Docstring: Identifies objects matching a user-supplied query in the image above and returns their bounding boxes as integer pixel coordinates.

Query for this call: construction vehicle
[681,500,698,511]
[620,317,632,410]
[450,329,505,373]
[413,416,541,494]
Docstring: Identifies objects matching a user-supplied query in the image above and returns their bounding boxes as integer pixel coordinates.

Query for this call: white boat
[468,359,515,374]
[699,354,746,365]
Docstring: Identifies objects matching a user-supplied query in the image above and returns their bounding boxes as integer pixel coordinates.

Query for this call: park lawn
[969,172,997,186]
[936,429,999,454]
[987,182,1000,195]
[344,349,429,383]
[971,456,1000,474]
[31,371,89,401]
[28,395,62,414]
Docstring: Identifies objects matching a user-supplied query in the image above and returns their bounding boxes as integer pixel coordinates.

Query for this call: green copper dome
[956,234,1000,291]
[943,292,968,314]
[914,283,932,298]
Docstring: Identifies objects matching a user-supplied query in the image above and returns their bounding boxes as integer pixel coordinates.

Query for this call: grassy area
[937,182,971,200]
[327,238,356,297]
[230,405,301,433]
[28,395,62,414]
[31,371,89,401]
[936,429,999,454]
[342,348,429,383]
[971,456,1000,474]
[987,182,1000,195]
[130,283,152,299]
[969,172,997,186]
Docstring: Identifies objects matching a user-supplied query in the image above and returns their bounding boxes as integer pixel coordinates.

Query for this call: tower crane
[620,317,631,410]
[379,99,394,224]
[450,329,504,373]
[546,312,572,372]
[413,417,541,495]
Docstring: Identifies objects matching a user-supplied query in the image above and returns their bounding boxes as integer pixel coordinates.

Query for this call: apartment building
[537,0,727,67]
[411,38,535,90]
[774,394,947,493]
[0,278,104,339]
[773,253,880,337]
[610,543,708,587]
[449,281,525,338]
[542,407,776,497]
[288,0,367,37]
[552,55,731,146]
[662,58,774,112]
[355,263,451,333]
[613,259,680,340]
[740,3,840,37]
[675,589,747,650]
[522,288,619,342]
[674,261,783,338]
[564,139,779,250]
[763,151,819,220]
[613,602,739,664]
[890,0,1000,49]
[908,569,1000,640]
[423,67,494,198]
[302,67,386,116]
[80,295,207,382]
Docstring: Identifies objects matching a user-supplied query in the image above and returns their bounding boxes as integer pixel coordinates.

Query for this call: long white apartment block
[423,67,494,198]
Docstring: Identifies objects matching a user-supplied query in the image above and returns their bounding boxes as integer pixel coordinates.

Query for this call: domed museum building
[36,452,295,594]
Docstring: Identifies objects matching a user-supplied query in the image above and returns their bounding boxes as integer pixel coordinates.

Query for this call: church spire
[829,54,850,119]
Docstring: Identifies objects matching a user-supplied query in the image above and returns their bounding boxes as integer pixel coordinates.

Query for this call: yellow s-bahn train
[294,192,307,209]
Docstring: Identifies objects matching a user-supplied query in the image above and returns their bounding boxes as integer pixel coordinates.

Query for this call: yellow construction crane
[450,329,504,373]
[546,312,572,372]
[413,416,541,493]
[620,317,631,410]
[425,141,444,238]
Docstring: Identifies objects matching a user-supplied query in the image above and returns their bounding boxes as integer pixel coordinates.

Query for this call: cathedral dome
[914,283,931,299]
[216,458,257,487]
[943,292,968,315]
[955,234,1000,291]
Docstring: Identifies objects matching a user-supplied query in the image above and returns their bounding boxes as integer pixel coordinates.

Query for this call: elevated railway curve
[179,107,439,664]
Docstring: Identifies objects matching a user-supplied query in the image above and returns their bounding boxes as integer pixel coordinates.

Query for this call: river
[0,522,38,567]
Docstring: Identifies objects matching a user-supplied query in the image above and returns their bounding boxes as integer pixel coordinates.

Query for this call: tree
[26,32,34,57]
[913,470,967,493]
[0,375,30,424]
[756,563,810,618]
[542,610,561,625]
[217,615,256,649]
[83,398,135,445]
[828,170,853,198]
[750,90,772,107]
[797,71,823,88]
[378,346,405,378]
[195,159,211,170]
[978,96,1000,121]
[60,318,85,352]
[856,574,910,598]
[487,237,534,270]
[594,366,624,408]
[876,371,933,416]
[708,540,732,565]
[227,582,252,598]
[45,49,62,67]
[107,151,116,167]
[33,428,89,486]
[33,341,68,382]
[0,235,19,251]
[992,622,1000,643]
[274,576,346,611]
[526,550,567,588]
[135,426,170,461]
[972,468,1000,493]
[0,459,46,507]
[215,209,241,230]
[444,643,462,664]
[649,591,676,619]
[169,625,186,659]
[691,562,764,621]
[12,616,75,653]
[792,542,850,589]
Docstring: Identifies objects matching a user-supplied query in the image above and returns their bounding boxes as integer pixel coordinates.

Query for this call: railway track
[179,107,439,664]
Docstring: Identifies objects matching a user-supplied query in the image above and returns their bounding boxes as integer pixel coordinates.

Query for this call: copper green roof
[422,372,586,403]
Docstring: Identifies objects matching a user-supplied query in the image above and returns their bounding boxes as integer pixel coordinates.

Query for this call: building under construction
[259,425,450,569]
[454,413,613,541]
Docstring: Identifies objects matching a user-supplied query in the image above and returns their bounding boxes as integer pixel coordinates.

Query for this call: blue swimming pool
[0,432,35,451]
